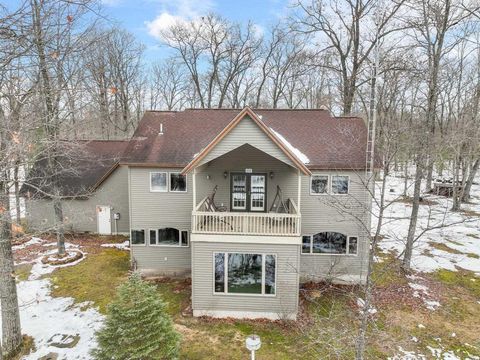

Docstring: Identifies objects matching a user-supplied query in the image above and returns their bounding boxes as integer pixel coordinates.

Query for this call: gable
[197,115,296,168]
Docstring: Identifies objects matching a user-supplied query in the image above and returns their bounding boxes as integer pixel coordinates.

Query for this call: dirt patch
[428,242,464,255]
[394,196,438,206]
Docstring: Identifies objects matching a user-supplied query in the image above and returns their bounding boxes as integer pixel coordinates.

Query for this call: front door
[97,205,112,235]
[231,173,266,212]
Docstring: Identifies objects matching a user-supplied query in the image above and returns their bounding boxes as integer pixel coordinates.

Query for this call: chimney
[159,123,164,136]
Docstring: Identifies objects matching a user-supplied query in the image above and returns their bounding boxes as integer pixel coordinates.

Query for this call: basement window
[214,253,276,296]
[150,228,189,247]
[130,229,145,245]
[301,232,357,255]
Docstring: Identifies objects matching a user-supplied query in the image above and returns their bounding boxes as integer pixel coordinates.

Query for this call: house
[22,140,130,235]
[23,107,373,320]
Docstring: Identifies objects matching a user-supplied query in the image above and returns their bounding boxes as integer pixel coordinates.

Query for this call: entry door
[97,205,112,235]
[231,173,266,212]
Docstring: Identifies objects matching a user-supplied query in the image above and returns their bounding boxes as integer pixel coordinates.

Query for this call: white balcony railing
[192,199,301,236]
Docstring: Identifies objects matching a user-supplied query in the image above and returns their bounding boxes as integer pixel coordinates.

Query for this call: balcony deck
[192,198,301,237]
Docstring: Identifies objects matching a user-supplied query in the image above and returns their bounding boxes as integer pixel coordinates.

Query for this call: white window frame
[130,229,146,246]
[149,227,189,247]
[310,175,329,195]
[300,233,358,256]
[169,172,188,193]
[212,252,277,297]
[150,171,168,192]
[331,175,350,195]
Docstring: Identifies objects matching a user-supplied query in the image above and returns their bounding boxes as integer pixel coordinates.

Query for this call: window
[332,175,349,194]
[170,172,187,192]
[150,172,167,192]
[311,175,328,194]
[214,253,276,296]
[301,232,358,255]
[150,228,189,247]
[302,235,311,253]
[131,230,145,245]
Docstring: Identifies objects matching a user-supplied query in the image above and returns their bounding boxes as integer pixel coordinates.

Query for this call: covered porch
[190,144,302,237]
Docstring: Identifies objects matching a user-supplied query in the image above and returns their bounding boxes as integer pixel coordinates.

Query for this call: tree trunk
[403,161,423,270]
[462,158,479,202]
[53,197,65,256]
[13,162,21,224]
[0,183,22,356]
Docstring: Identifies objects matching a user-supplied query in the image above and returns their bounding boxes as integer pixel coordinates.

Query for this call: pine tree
[92,273,180,360]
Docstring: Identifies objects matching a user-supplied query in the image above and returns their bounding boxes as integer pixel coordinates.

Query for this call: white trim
[193,309,296,321]
[331,175,350,195]
[212,252,277,297]
[169,172,188,193]
[300,232,358,256]
[149,171,168,192]
[310,175,329,195]
[191,233,301,245]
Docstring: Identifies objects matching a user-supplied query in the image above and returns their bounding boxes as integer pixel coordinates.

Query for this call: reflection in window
[158,228,179,245]
[131,230,145,245]
[332,176,349,194]
[170,173,187,192]
[302,232,358,255]
[302,235,311,253]
[214,253,276,295]
[214,253,225,293]
[311,175,328,194]
[149,230,157,245]
[150,172,167,192]
[349,237,358,255]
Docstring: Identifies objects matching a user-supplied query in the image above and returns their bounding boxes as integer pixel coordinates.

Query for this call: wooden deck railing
[192,199,301,236]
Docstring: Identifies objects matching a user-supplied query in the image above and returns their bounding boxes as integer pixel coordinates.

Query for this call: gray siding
[129,167,192,275]
[299,170,370,283]
[195,144,298,211]
[25,165,129,234]
[198,115,295,168]
[192,241,300,318]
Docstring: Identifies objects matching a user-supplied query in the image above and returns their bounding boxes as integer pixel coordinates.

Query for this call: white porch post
[192,168,196,209]
[297,169,301,212]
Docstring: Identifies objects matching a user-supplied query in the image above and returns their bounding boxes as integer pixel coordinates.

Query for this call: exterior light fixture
[269,171,274,179]
[245,334,261,360]
[206,174,210,180]
[223,171,228,179]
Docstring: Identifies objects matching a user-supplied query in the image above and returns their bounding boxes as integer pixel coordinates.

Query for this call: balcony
[192,197,301,236]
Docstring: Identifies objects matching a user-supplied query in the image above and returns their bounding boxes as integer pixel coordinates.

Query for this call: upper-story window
[150,172,187,193]
[170,172,187,192]
[331,175,349,194]
[150,172,167,192]
[302,232,357,255]
[311,175,329,194]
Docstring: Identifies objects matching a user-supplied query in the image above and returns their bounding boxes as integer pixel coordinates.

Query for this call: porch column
[192,168,196,209]
[297,169,301,212]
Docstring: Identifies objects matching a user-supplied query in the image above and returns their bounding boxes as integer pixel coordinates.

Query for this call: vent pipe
[159,123,164,136]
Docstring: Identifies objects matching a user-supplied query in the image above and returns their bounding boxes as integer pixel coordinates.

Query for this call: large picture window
[332,175,349,194]
[170,173,187,192]
[150,172,167,192]
[302,232,358,255]
[214,253,276,296]
[149,228,189,247]
[131,230,145,245]
[311,175,329,194]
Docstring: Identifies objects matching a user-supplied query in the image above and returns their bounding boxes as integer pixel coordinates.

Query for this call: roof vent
[159,123,164,136]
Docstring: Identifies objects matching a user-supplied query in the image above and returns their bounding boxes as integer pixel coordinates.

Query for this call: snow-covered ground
[375,174,480,275]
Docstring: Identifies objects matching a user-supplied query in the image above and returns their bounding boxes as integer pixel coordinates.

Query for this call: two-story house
[24,107,372,320]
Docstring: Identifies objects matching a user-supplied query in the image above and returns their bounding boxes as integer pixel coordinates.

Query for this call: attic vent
[159,123,164,136]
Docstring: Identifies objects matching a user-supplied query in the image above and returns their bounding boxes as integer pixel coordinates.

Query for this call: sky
[100,0,292,62]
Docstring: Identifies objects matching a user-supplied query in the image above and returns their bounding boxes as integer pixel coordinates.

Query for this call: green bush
[92,273,180,360]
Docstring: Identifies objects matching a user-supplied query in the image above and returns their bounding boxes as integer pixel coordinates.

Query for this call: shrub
[92,273,180,360]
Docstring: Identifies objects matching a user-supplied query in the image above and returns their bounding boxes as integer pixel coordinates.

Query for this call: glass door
[231,174,247,210]
[250,175,266,212]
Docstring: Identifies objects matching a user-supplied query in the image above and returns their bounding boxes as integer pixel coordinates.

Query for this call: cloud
[145,0,215,40]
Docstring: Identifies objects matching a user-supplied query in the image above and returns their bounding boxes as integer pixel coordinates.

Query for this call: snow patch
[101,240,130,250]
[269,128,310,164]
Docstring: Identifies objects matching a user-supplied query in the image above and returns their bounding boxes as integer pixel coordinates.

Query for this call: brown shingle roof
[21,140,129,198]
[122,108,370,170]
